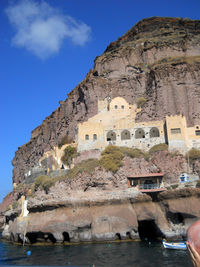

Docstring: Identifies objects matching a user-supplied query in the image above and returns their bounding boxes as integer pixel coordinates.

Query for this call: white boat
[162,240,187,250]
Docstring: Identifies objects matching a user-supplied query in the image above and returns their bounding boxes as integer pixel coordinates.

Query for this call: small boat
[162,240,187,250]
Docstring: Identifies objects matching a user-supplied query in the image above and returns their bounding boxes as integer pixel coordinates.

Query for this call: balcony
[139,183,166,192]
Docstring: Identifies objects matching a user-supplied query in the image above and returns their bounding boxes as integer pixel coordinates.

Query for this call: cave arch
[138,220,165,241]
[63,232,70,242]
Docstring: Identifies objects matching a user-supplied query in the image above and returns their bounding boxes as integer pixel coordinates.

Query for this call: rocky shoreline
[2,187,200,245]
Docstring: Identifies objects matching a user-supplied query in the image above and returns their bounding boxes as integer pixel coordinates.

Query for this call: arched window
[150,127,160,138]
[85,134,89,140]
[121,130,131,140]
[93,134,97,140]
[121,105,124,109]
[135,128,145,139]
[114,105,118,109]
[107,131,116,141]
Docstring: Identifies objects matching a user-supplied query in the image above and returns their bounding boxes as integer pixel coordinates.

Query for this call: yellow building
[78,97,165,152]
[166,115,200,153]
[24,97,200,182]
[77,97,200,154]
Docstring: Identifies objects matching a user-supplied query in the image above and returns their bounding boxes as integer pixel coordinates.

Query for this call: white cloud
[5,0,91,59]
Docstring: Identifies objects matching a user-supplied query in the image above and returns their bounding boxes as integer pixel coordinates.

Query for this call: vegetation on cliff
[67,158,99,179]
[34,175,56,194]
[149,143,168,154]
[66,144,167,177]
[12,17,200,186]
[61,146,78,167]
[186,148,200,161]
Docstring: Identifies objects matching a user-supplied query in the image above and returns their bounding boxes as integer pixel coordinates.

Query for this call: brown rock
[11,17,200,185]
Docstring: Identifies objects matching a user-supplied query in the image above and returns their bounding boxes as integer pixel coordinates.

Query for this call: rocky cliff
[2,188,200,244]
[12,17,200,184]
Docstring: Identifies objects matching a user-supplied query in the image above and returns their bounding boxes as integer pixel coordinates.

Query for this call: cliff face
[12,17,200,184]
[3,188,200,244]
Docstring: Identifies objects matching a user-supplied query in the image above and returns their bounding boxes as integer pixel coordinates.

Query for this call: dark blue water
[0,239,193,267]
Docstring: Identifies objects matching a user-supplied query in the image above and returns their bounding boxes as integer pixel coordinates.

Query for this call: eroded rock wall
[3,188,200,244]
[12,17,200,184]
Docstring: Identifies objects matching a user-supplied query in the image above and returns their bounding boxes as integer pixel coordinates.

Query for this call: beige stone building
[166,115,200,153]
[77,97,200,154]
[78,97,165,152]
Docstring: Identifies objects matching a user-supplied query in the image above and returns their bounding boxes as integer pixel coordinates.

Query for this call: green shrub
[12,201,19,210]
[67,159,100,179]
[34,175,55,194]
[166,186,172,190]
[136,97,147,108]
[100,145,124,173]
[119,147,144,158]
[99,145,149,173]
[186,148,200,161]
[101,145,122,156]
[171,184,179,190]
[14,182,25,192]
[61,146,77,167]
[143,152,150,161]
[58,136,73,148]
[149,143,168,154]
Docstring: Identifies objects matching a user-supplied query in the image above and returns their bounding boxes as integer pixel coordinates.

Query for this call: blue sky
[0,0,200,202]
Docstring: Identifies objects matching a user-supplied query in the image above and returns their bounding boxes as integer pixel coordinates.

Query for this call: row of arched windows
[106,127,160,141]
[85,127,160,141]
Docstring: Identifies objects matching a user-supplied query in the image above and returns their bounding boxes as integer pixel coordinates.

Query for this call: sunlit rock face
[2,188,200,244]
[12,17,200,184]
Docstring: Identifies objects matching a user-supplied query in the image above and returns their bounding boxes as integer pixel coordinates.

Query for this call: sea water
[0,239,193,267]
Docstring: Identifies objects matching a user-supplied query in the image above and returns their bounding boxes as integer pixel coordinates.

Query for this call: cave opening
[166,212,184,224]
[63,232,70,242]
[115,233,121,240]
[26,232,44,244]
[26,232,56,244]
[48,233,56,243]
[126,231,131,239]
[138,220,165,241]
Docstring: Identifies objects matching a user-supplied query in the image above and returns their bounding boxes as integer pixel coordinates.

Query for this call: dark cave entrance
[115,233,121,240]
[63,232,70,242]
[26,232,56,244]
[138,220,165,241]
[166,212,184,224]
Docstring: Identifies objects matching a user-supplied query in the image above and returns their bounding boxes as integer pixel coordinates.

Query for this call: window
[107,131,116,141]
[121,130,131,140]
[114,105,118,109]
[195,130,200,136]
[150,127,160,138]
[135,128,145,139]
[93,134,97,140]
[171,128,181,134]
[85,134,89,140]
[131,179,138,187]
[121,105,124,109]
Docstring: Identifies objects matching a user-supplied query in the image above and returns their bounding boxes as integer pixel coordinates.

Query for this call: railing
[139,184,161,190]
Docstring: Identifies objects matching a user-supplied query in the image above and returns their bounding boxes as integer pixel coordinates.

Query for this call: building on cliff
[11,17,200,185]
[77,97,200,154]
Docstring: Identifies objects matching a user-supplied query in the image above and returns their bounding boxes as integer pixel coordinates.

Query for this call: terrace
[127,173,166,193]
